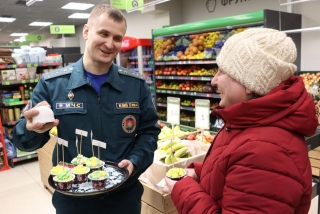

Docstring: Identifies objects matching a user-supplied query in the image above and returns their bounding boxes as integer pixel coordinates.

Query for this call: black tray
[48,161,129,196]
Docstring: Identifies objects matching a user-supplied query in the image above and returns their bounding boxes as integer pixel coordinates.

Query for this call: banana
[165,143,185,154]
[174,147,188,158]
[165,153,178,165]
[180,152,192,158]
[160,141,179,151]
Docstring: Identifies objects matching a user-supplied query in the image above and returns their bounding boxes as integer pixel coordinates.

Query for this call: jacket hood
[213,76,318,137]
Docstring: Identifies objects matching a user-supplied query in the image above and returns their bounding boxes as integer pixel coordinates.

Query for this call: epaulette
[43,65,74,80]
[118,68,145,80]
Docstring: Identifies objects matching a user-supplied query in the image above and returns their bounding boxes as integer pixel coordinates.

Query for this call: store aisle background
[0,159,55,214]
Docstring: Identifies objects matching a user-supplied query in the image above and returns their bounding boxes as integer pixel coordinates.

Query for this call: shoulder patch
[118,68,145,80]
[43,66,74,80]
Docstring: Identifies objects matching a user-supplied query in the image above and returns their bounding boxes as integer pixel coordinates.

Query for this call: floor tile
[21,159,42,182]
[0,185,55,214]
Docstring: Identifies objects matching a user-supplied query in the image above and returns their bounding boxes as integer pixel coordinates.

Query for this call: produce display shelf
[0,62,62,69]
[131,68,153,72]
[1,79,39,85]
[156,89,220,98]
[3,121,16,126]
[157,102,195,111]
[9,153,38,168]
[155,76,212,81]
[129,55,152,60]
[155,60,216,65]
[1,100,28,107]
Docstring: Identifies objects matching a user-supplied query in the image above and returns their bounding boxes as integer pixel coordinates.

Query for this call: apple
[187,134,196,140]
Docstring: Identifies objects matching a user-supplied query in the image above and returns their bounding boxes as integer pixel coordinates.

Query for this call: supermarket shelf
[0,62,62,69]
[9,153,38,168]
[155,60,216,65]
[131,68,153,72]
[155,76,213,81]
[157,102,195,111]
[129,55,152,60]
[0,100,28,107]
[3,121,16,126]
[1,78,39,85]
[156,89,220,98]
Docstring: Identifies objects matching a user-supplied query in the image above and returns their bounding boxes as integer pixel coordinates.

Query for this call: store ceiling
[0,0,111,45]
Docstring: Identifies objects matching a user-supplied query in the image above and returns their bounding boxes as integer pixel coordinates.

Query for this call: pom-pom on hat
[216,28,297,95]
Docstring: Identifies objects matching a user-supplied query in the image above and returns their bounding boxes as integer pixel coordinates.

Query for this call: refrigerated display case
[117,36,154,95]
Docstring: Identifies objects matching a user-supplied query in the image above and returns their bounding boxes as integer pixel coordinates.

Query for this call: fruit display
[154,27,247,61]
[300,72,320,94]
[157,140,192,165]
[155,65,217,76]
[158,125,193,141]
[156,80,215,93]
[187,131,215,144]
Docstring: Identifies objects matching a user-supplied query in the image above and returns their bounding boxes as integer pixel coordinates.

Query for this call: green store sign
[50,25,75,34]
[110,0,144,10]
[25,34,45,41]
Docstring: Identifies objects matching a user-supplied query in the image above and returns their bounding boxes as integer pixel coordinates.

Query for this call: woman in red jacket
[163,28,318,214]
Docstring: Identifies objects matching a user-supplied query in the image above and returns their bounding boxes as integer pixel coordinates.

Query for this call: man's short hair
[88,4,127,27]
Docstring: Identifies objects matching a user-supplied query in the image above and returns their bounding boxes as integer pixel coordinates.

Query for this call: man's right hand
[24,101,59,133]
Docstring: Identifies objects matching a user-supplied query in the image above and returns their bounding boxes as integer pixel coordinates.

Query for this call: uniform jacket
[13,58,160,191]
[171,76,318,214]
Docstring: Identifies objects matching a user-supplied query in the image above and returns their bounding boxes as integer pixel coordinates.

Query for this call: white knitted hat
[216,28,297,95]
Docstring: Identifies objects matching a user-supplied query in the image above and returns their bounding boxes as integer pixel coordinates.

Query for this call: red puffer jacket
[171,76,318,214]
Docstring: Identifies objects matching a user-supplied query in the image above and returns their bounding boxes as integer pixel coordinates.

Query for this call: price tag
[92,139,106,149]
[12,65,17,68]
[27,155,31,159]
[27,64,31,68]
[19,64,24,68]
[30,79,35,83]
[0,65,5,69]
[21,80,26,84]
[167,97,180,125]
[195,99,210,129]
[5,81,10,85]
[75,129,88,137]
[43,63,47,66]
[34,63,38,67]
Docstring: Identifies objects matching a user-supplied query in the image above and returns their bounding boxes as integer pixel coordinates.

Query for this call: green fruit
[174,147,188,158]
[165,143,185,154]
[165,153,178,165]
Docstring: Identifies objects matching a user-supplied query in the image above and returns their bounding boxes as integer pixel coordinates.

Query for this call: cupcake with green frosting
[53,172,75,190]
[85,156,104,172]
[88,170,109,190]
[71,154,88,166]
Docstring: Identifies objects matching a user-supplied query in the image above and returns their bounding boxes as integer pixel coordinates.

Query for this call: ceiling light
[282,26,320,33]
[29,22,52,26]
[126,0,170,13]
[62,2,94,10]
[26,0,43,7]
[10,33,28,37]
[68,13,90,19]
[280,0,318,6]
[0,17,16,22]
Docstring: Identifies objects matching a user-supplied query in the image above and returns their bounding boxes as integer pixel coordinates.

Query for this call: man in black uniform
[13,4,160,214]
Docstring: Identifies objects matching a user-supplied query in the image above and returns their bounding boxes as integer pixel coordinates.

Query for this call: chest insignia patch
[122,115,136,133]
[68,91,74,100]
[56,102,83,109]
[116,102,139,109]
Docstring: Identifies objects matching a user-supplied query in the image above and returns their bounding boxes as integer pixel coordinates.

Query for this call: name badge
[56,102,83,109]
[116,102,139,109]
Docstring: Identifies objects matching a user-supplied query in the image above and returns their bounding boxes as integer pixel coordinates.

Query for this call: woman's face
[211,68,251,108]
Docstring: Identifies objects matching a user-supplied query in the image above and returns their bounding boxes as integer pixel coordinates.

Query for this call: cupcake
[71,164,90,184]
[85,156,104,172]
[53,172,75,190]
[50,165,70,176]
[166,167,187,181]
[71,154,88,166]
[88,170,109,190]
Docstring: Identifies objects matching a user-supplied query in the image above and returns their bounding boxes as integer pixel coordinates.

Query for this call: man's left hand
[118,159,134,176]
